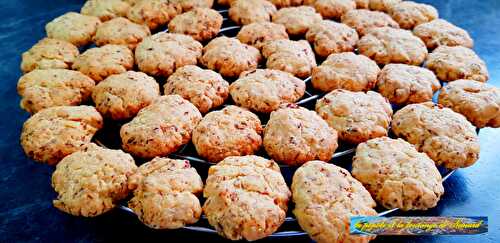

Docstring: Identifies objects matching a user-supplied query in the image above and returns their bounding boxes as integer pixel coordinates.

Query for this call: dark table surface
[0,0,499,242]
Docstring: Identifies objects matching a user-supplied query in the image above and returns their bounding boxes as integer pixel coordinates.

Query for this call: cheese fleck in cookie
[392,102,480,169]
[272,6,322,36]
[438,79,500,128]
[229,0,277,25]
[81,0,131,21]
[413,19,473,49]
[21,38,79,73]
[17,69,95,114]
[341,9,399,36]
[168,8,223,42]
[45,12,101,47]
[237,22,289,50]
[306,20,358,58]
[312,52,380,92]
[128,157,203,229]
[127,0,182,30]
[93,17,151,50]
[192,106,263,163]
[261,39,317,78]
[312,0,356,20]
[388,1,438,30]
[164,65,229,113]
[368,0,401,12]
[20,106,103,165]
[316,89,393,144]
[52,144,137,217]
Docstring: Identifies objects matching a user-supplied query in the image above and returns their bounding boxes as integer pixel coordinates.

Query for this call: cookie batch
[17,0,499,242]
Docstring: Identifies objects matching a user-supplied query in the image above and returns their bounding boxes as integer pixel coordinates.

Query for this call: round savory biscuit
[237,22,289,50]
[292,161,377,243]
[127,0,182,30]
[368,0,401,12]
[261,39,317,78]
[438,79,500,128]
[264,105,338,165]
[174,0,214,11]
[413,19,473,49]
[424,45,489,82]
[192,106,263,163]
[272,6,322,36]
[312,0,356,20]
[229,0,277,25]
[45,12,101,47]
[20,106,103,165]
[312,52,380,92]
[358,27,428,66]
[316,89,393,144]
[229,69,305,113]
[203,155,291,241]
[21,38,79,73]
[135,33,202,77]
[164,65,229,113]
[52,144,137,217]
[353,137,444,211]
[17,69,95,114]
[92,71,160,120]
[201,37,262,78]
[168,8,223,42]
[306,20,358,58]
[120,95,202,158]
[377,64,440,105]
[341,9,399,36]
[81,0,131,21]
[392,102,480,169]
[93,17,151,50]
[388,1,438,30]
[128,157,203,229]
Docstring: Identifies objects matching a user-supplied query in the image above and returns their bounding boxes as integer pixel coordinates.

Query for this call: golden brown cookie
[341,9,399,36]
[81,0,131,21]
[272,6,322,36]
[388,1,438,30]
[368,0,401,12]
[20,106,103,165]
[316,89,393,144]
[353,137,444,211]
[311,0,356,20]
[174,0,214,11]
[236,22,289,50]
[168,8,223,42]
[203,155,291,241]
[306,20,358,58]
[438,79,500,128]
[192,106,263,163]
[312,52,380,92]
[261,39,317,78]
[127,0,182,30]
[17,69,95,114]
[120,95,202,158]
[21,38,79,73]
[376,64,440,105]
[392,102,480,169]
[93,17,151,50]
[45,12,101,47]
[292,161,377,243]
[413,19,473,49]
[229,0,277,25]
[52,144,137,217]
[164,65,229,113]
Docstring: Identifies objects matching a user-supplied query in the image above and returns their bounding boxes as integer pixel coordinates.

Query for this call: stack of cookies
[17,0,499,242]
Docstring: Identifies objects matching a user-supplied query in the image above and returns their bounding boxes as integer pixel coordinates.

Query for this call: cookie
[424,45,489,82]
[17,69,95,114]
[92,71,160,120]
[203,155,291,241]
[261,39,317,78]
[438,79,500,128]
[358,27,428,66]
[72,44,134,82]
[264,105,338,165]
[229,69,305,113]
[168,8,222,42]
[316,89,393,144]
[292,161,377,243]
[21,38,79,73]
[229,0,277,25]
[368,0,401,12]
[269,0,306,8]
[352,137,444,211]
[388,1,438,30]
[164,65,229,113]
[201,37,262,78]
[120,95,202,158]
[237,22,289,50]
[413,19,474,49]
[272,6,322,36]
[135,33,202,77]
[174,0,214,11]
[127,0,182,30]
[306,20,358,58]
[45,12,101,47]
[376,64,440,105]
[312,52,380,92]
[392,102,480,169]
[192,106,263,163]
[341,9,399,36]
[81,0,131,21]
[311,0,356,20]
[128,157,203,229]
[20,106,103,165]
[52,144,137,217]
[93,17,151,50]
